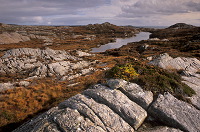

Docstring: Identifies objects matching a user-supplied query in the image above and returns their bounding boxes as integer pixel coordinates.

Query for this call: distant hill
[167,23,196,29]
[0,23,11,27]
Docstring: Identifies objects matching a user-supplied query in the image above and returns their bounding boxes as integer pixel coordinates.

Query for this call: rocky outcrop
[0,48,98,91]
[148,92,200,132]
[107,79,153,110]
[0,32,53,44]
[59,94,134,131]
[14,79,200,132]
[149,53,200,109]
[149,53,200,73]
[182,73,200,109]
[77,50,93,57]
[14,80,151,132]
[0,32,30,44]
[167,23,196,29]
[83,84,147,130]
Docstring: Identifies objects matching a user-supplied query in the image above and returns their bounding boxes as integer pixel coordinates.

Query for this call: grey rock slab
[53,108,104,132]
[107,79,153,109]
[59,94,134,132]
[182,76,200,94]
[14,106,105,132]
[149,53,200,73]
[13,107,61,132]
[187,95,200,110]
[182,74,200,109]
[83,84,147,130]
[148,92,200,132]
[0,48,93,81]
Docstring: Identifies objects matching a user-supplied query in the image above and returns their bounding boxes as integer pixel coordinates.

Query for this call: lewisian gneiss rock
[107,79,153,109]
[148,92,200,132]
[13,106,105,132]
[59,94,134,131]
[83,84,147,130]
[149,53,200,73]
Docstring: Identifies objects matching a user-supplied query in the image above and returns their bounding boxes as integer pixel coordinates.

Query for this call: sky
[0,0,200,26]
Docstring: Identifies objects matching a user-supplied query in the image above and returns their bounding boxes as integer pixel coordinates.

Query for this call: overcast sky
[0,0,200,26]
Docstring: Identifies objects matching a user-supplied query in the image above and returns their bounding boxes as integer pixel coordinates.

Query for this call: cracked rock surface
[13,79,200,132]
[148,92,200,132]
[0,48,97,91]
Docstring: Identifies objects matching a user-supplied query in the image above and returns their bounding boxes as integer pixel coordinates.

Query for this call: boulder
[77,50,92,57]
[83,84,147,130]
[106,79,153,109]
[148,92,200,132]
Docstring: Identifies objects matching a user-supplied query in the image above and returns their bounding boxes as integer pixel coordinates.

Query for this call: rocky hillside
[0,23,199,132]
[0,23,137,49]
[12,52,200,132]
[167,23,196,29]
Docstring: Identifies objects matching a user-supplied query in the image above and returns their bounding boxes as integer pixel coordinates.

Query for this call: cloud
[0,0,199,26]
[119,0,200,17]
[0,0,109,24]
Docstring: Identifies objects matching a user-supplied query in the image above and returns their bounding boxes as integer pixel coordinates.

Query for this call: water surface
[91,32,151,53]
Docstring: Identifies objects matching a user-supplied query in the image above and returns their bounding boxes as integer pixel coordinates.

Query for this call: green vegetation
[106,59,195,99]
[106,63,139,81]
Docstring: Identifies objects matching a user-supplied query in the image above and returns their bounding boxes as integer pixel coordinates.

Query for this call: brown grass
[0,68,108,131]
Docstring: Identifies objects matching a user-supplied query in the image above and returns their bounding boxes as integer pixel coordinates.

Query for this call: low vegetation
[106,58,195,99]
[0,70,105,131]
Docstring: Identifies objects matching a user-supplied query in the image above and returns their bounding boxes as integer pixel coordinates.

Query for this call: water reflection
[91,32,151,53]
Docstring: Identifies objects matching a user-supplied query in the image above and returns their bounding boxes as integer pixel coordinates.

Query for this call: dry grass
[0,78,74,129]
[0,68,108,131]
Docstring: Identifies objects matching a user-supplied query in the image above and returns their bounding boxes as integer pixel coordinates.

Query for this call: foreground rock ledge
[13,79,199,132]
[148,92,200,132]
[83,84,147,130]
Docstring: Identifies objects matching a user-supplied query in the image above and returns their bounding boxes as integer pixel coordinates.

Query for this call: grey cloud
[0,0,108,24]
[186,1,200,11]
[119,0,200,18]
[0,0,199,26]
